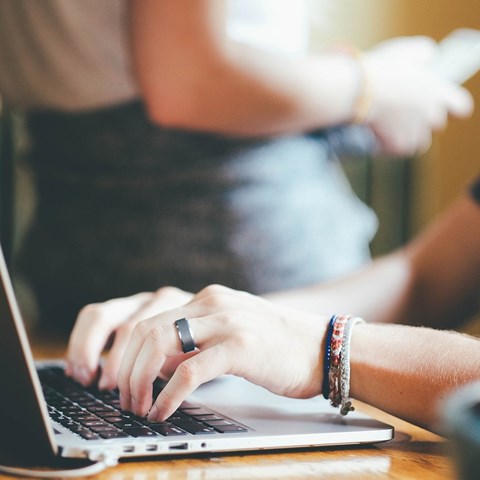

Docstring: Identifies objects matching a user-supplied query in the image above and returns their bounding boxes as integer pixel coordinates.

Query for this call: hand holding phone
[431,28,480,84]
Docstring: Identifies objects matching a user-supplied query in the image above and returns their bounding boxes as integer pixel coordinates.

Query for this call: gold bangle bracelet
[333,44,373,124]
[351,48,373,124]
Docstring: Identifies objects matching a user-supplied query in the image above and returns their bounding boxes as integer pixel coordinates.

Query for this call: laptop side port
[145,444,158,452]
[169,442,188,450]
[123,446,135,453]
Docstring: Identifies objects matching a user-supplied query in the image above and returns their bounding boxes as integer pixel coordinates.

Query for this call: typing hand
[65,287,193,389]
[115,285,328,422]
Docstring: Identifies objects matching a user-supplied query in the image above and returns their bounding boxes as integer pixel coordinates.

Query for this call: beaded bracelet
[322,314,365,416]
[322,315,337,399]
[328,314,350,409]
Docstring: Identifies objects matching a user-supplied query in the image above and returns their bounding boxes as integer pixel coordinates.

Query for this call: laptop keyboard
[38,366,248,441]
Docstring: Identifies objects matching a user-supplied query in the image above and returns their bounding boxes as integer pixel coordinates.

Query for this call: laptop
[0,246,393,469]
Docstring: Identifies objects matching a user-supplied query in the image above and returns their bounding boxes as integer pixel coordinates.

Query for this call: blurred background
[311,0,480,241]
[0,0,479,289]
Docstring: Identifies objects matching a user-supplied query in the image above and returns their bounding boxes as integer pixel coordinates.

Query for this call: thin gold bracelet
[334,44,374,124]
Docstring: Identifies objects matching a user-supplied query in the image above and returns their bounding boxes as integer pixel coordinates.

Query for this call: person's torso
[0,0,309,112]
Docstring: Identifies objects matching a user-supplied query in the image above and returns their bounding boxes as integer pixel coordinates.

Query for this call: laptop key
[191,415,224,422]
[213,425,248,433]
[203,419,234,427]
[98,410,122,418]
[78,430,100,440]
[149,423,188,436]
[81,420,109,428]
[98,430,130,439]
[103,416,124,424]
[112,420,143,429]
[90,425,120,433]
[71,414,99,422]
[173,420,216,435]
[123,427,158,438]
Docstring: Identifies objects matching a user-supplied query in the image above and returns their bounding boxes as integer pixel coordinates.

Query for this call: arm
[266,191,480,329]
[98,284,479,433]
[129,0,361,136]
[129,1,472,154]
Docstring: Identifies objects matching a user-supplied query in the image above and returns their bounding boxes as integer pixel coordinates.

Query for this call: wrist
[334,44,374,124]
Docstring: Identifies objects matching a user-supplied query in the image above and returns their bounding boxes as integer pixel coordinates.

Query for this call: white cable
[0,454,118,478]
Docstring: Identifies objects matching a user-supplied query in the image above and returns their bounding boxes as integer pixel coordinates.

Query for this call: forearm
[350,323,480,431]
[130,0,360,136]
[266,194,480,328]
[150,47,360,136]
[264,252,417,324]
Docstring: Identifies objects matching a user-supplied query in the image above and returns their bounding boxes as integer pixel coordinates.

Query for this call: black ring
[174,318,196,353]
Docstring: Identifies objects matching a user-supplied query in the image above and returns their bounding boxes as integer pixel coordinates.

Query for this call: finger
[159,352,198,380]
[98,322,138,390]
[148,345,229,422]
[128,325,174,416]
[445,86,474,118]
[66,292,153,385]
[117,317,187,411]
[416,130,433,155]
[98,292,184,390]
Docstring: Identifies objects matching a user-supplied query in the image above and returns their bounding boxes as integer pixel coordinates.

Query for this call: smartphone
[431,28,480,84]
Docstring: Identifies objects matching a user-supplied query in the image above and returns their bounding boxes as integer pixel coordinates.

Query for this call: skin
[265,193,480,329]
[65,0,479,433]
[65,187,480,432]
[129,0,473,155]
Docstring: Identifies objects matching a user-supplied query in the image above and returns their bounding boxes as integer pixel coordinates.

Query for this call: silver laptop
[0,246,393,467]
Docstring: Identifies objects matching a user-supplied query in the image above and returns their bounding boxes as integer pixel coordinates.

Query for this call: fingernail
[147,405,159,422]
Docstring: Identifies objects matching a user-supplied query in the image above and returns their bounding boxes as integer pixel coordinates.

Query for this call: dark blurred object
[0,102,14,267]
[443,381,480,480]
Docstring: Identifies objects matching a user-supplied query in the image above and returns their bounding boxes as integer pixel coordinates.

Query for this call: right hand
[364,36,474,156]
[65,287,193,389]
[114,285,328,421]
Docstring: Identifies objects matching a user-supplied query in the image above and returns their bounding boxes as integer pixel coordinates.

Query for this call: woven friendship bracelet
[328,314,350,408]
[339,317,365,415]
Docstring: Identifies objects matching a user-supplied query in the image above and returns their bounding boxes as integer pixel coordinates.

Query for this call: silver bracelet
[339,316,365,416]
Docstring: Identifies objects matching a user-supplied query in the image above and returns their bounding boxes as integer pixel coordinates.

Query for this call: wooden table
[0,331,457,480]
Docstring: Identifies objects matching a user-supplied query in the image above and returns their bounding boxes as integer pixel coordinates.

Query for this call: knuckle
[130,376,149,398]
[233,329,254,350]
[158,389,176,412]
[200,284,229,297]
[176,360,199,386]
[77,302,103,322]
[132,319,152,339]
[147,326,166,345]
[117,319,138,338]
[199,284,231,308]
[154,286,180,297]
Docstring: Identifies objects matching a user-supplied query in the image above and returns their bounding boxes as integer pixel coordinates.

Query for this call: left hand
[65,287,193,389]
[116,284,328,421]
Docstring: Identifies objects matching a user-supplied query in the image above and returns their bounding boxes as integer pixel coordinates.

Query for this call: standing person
[0,0,473,333]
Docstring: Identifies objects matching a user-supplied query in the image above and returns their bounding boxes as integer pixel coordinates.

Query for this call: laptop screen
[0,247,57,458]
